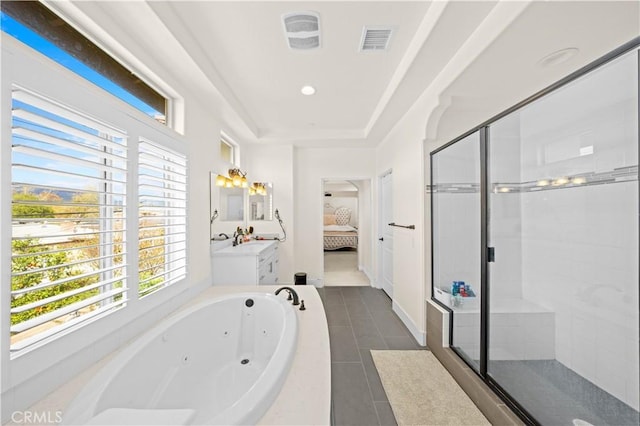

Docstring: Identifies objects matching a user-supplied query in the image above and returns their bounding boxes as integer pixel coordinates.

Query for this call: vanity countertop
[211,239,277,257]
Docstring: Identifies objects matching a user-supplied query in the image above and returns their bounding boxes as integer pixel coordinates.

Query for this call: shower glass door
[487,49,639,425]
[432,131,482,370]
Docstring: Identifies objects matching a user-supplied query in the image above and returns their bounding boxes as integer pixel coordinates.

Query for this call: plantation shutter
[10,87,128,352]
[138,139,187,297]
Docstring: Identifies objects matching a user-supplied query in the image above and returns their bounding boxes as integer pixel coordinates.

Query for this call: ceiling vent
[360,26,393,52]
[282,11,321,50]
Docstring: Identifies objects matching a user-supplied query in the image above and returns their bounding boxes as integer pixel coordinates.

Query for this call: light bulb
[552,177,569,186]
[301,85,316,96]
[572,177,587,185]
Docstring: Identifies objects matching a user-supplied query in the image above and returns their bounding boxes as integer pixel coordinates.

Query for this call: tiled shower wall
[521,181,639,410]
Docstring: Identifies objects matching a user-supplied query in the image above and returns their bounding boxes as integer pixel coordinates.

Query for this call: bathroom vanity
[211,240,279,286]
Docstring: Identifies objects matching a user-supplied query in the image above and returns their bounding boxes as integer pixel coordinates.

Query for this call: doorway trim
[320,177,374,286]
[377,169,393,295]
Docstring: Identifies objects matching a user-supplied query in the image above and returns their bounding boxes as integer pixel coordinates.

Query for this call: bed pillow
[323,214,337,225]
[335,207,351,225]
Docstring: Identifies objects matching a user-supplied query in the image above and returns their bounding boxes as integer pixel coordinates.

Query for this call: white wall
[376,103,429,344]
[245,145,295,284]
[294,147,375,285]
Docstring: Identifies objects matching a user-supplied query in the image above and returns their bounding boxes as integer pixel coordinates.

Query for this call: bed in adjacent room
[323,207,358,250]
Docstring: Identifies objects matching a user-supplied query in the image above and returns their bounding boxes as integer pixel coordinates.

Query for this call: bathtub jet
[62,292,298,425]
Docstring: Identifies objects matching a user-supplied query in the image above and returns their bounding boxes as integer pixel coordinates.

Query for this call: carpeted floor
[324,250,370,286]
[371,350,490,426]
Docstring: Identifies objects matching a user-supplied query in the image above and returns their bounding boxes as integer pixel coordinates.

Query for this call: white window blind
[138,139,187,297]
[10,87,128,352]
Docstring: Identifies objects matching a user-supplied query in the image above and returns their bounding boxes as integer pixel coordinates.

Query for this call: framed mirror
[210,172,245,224]
[248,182,273,221]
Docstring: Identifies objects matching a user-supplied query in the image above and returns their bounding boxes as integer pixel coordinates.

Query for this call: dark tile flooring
[489,360,640,426]
[316,286,426,426]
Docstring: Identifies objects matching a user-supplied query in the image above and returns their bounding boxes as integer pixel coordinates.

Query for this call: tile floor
[324,249,370,286]
[489,360,640,426]
[316,285,426,426]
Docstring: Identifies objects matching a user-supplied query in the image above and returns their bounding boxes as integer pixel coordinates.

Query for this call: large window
[10,87,128,352]
[138,140,187,297]
[4,32,187,356]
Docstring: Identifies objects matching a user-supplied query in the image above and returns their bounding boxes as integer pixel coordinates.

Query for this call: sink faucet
[218,233,229,240]
[233,229,243,246]
[275,286,300,306]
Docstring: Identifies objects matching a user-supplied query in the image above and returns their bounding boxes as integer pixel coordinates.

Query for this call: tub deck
[14,285,330,426]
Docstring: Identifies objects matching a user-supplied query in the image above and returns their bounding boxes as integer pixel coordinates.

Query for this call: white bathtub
[62,292,298,425]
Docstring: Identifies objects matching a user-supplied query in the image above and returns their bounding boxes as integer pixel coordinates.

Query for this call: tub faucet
[275,286,300,306]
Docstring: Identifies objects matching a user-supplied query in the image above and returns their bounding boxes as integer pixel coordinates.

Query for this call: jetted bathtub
[63,292,298,425]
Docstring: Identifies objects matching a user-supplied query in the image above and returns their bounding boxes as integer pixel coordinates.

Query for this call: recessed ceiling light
[301,85,316,95]
[538,47,579,67]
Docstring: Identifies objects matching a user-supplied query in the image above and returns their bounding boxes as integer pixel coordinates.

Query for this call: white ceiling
[48,1,639,147]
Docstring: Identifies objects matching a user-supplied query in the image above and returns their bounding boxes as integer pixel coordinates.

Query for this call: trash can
[294,272,307,285]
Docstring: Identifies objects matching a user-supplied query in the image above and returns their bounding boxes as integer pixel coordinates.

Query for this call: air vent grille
[284,14,319,33]
[360,27,393,51]
[289,36,320,50]
[282,11,321,50]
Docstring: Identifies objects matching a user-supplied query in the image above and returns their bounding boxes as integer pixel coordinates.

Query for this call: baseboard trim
[392,300,426,346]
[361,267,375,287]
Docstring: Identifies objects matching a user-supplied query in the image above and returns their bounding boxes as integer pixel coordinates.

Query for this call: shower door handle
[488,247,495,262]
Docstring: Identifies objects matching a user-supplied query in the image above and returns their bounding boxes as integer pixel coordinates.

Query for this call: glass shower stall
[431,41,639,425]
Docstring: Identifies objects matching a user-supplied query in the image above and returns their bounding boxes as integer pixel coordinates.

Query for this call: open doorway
[322,179,371,286]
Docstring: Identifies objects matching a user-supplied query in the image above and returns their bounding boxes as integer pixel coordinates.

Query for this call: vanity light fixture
[571,176,587,185]
[536,179,550,187]
[215,168,251,188]
[301,85,316,95]
[250,182,268,196]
